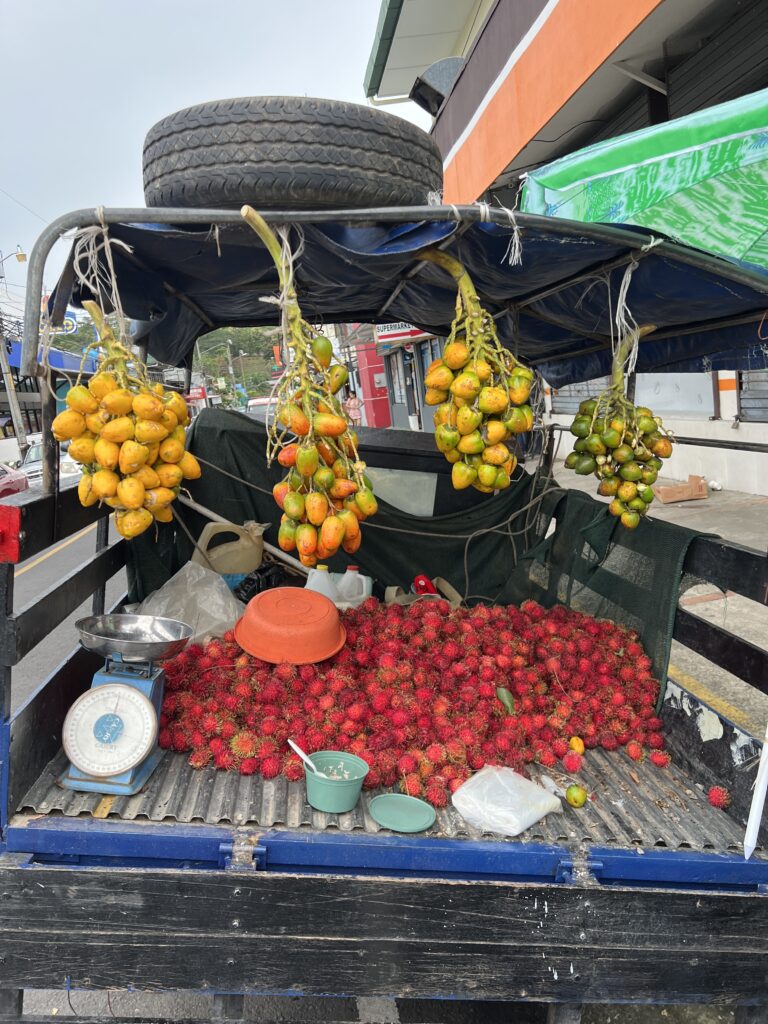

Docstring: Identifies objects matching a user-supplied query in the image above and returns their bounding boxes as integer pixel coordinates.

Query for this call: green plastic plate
[368,794,436,833]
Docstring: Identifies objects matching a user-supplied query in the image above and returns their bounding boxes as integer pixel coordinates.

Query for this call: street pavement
[11,518,126,712]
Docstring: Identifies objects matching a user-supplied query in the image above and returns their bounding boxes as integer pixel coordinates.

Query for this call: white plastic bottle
[304,565,341,603]
[335,566,372,606]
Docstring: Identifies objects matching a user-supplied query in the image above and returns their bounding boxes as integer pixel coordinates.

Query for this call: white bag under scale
[451,765,562,837]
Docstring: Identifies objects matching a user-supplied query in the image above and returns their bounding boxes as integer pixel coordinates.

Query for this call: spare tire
[142,96,443,210]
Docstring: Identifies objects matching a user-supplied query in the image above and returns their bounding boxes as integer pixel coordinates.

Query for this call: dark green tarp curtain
[127,409,703,683]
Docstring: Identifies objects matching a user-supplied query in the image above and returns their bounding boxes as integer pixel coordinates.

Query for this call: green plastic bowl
[305,751,369,813]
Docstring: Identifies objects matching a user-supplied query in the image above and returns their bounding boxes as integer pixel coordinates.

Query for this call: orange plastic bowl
[234,587,346,665]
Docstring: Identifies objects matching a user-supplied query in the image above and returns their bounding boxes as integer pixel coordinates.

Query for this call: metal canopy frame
[20,204,768,380]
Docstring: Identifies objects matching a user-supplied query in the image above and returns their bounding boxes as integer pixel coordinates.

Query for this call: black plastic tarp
[59,209,768,387]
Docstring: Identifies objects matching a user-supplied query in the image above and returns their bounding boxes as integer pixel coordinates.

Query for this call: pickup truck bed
[15,742,755,856]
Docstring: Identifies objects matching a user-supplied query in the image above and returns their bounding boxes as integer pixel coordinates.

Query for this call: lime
[566,784,588,808]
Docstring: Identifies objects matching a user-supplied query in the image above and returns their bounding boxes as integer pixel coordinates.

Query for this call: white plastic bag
[451,766,562,837]
[135,563,244,645]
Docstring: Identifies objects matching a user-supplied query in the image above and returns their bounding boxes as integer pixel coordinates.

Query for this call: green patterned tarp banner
[521,88,768,266]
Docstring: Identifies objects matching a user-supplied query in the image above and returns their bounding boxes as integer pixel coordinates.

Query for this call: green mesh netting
[126,408,703,683]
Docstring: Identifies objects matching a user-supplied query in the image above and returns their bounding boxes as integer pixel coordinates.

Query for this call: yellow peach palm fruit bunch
[241,206,376,567]
[417,249,536,493]
[562,324,673,529]
[51,301,201,538]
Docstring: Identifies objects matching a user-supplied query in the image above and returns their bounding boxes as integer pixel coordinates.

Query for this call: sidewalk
[556,463,768,737]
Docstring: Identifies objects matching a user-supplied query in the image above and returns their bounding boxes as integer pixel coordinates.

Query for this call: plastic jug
[305,565,341,603]
[191,521,268,577]
[333,566,373,607]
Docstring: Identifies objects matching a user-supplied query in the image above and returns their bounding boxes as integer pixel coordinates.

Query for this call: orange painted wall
[443,0,664,203]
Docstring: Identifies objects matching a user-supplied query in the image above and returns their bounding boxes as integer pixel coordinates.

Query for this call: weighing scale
[61,614,192,795]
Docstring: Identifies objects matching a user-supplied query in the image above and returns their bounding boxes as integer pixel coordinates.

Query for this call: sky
[0,0,431,321]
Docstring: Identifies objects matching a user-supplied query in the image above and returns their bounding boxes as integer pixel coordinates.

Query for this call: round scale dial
[63,683,157,777]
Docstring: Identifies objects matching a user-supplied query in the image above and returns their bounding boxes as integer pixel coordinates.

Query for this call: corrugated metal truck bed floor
[16,748,760,855]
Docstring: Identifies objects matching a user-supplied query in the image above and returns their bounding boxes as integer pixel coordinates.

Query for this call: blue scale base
[60,659,166,796]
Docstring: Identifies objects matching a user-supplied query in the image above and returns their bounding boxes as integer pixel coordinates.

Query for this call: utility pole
[0,321,29,460]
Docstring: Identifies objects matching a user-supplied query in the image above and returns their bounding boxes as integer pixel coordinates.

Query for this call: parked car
[0,461,29,499]
[18,441,80,485]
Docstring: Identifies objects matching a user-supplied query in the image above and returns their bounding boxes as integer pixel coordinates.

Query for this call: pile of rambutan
[158,598,668,808]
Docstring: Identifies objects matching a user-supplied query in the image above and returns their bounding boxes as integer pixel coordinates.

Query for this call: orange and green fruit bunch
[51,301,201,539]
[418,248,536,494]
[240,204,377,566]
[565,397,673,529]
[272,427,376,569]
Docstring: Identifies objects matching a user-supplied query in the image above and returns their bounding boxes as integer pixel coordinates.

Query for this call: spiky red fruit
[625,741,645,762]
[401,772,422,797]
[188,748,212,769]
[424,783,448,808]
[562,752,583,773]
[707,785,731,809]
[239,757,260,776]
[260,755,282,780]
[649,751,671,768]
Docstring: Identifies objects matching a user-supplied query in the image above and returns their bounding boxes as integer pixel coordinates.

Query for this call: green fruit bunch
[565,397,674,529]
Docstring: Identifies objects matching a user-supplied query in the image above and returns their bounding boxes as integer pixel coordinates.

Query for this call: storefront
[376,323,442,430]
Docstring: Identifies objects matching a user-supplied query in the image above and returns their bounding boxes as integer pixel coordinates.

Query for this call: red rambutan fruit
[214,749,237,771]
[626,741,645,762]
[260,754,282,780]
[400,772,423,797]
[239,757,260,776]
[424,783,448,808]
[188,748,212,769]
[562,752,583,773]
[707,785,731,810]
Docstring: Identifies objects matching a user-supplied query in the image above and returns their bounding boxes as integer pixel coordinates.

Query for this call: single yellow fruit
[569,736,585,755]
[93,437,120,470]
[100,416,135,443]
[100,389,135,416]
[85,409,111,434]
[152,504,174,523]
[177,451,202,480]
[424,388,448,406]
[91,469,120,499]
[119,439,150,475]
[171,425,186,444]
[159,408,178,433]
[52,409,86,441]
[134,419,169,444]
[424,363,454,391]
[103,496,125,509]
[66,385,99,415]
[78,474,99,507]
[132,391,165,421]
[164,392,189,425]
[144,486,176,509]
[116,476,146,510]
[442,339,470,370]
[158,438,184,463]
[88,372,119,401]
[132,465,161,489]
[473,358,492,383]
[482,443,510,466]
[151,382,165,397]
[68,436,97,464]
[155,462,183,488]
[145,443,160,466]
[115,508,153,539]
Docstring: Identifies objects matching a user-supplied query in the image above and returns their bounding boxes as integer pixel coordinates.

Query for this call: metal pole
[21,204,768,380]
[0,331,29,460]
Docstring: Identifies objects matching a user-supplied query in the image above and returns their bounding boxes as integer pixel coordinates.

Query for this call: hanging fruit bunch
[563,324,674,529]
[417,249,535,493]
[241,205,377,567]
[51,301,201,539]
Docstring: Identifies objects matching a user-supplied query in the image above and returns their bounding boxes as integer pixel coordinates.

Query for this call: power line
[0,184,48,223]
